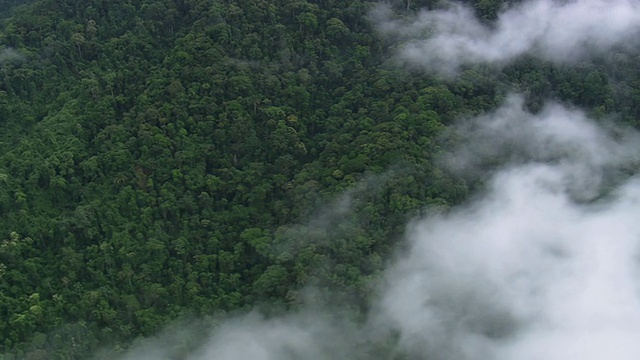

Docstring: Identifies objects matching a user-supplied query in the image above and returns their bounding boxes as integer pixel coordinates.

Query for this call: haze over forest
[1,0,640,359]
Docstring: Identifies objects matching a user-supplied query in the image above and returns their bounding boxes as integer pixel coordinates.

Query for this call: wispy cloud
[373,0,640,75]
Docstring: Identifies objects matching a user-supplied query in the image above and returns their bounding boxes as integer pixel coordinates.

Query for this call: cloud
[443,95,640,199]
[189,312,369,360]
[374,96,640,359]
[373,0,640,75]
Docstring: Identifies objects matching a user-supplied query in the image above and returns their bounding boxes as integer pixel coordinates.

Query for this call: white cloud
[373,0,640,75]
[375,96,640,359]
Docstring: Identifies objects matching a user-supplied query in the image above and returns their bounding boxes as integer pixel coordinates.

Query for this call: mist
[373,0,640,75]
[108,312,361,360]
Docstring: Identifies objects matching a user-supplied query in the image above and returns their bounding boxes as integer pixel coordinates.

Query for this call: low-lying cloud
[103,96,640,359]
[375,96,640,359]
[444,95,640,199]
[373,0,640,75]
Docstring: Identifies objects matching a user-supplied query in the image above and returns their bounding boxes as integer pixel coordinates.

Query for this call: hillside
[0,0,638,358]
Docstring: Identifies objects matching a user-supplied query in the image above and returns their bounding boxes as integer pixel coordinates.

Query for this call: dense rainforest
[0,0,639,358]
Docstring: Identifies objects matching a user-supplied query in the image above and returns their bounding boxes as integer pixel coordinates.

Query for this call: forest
[0,0,639,358]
